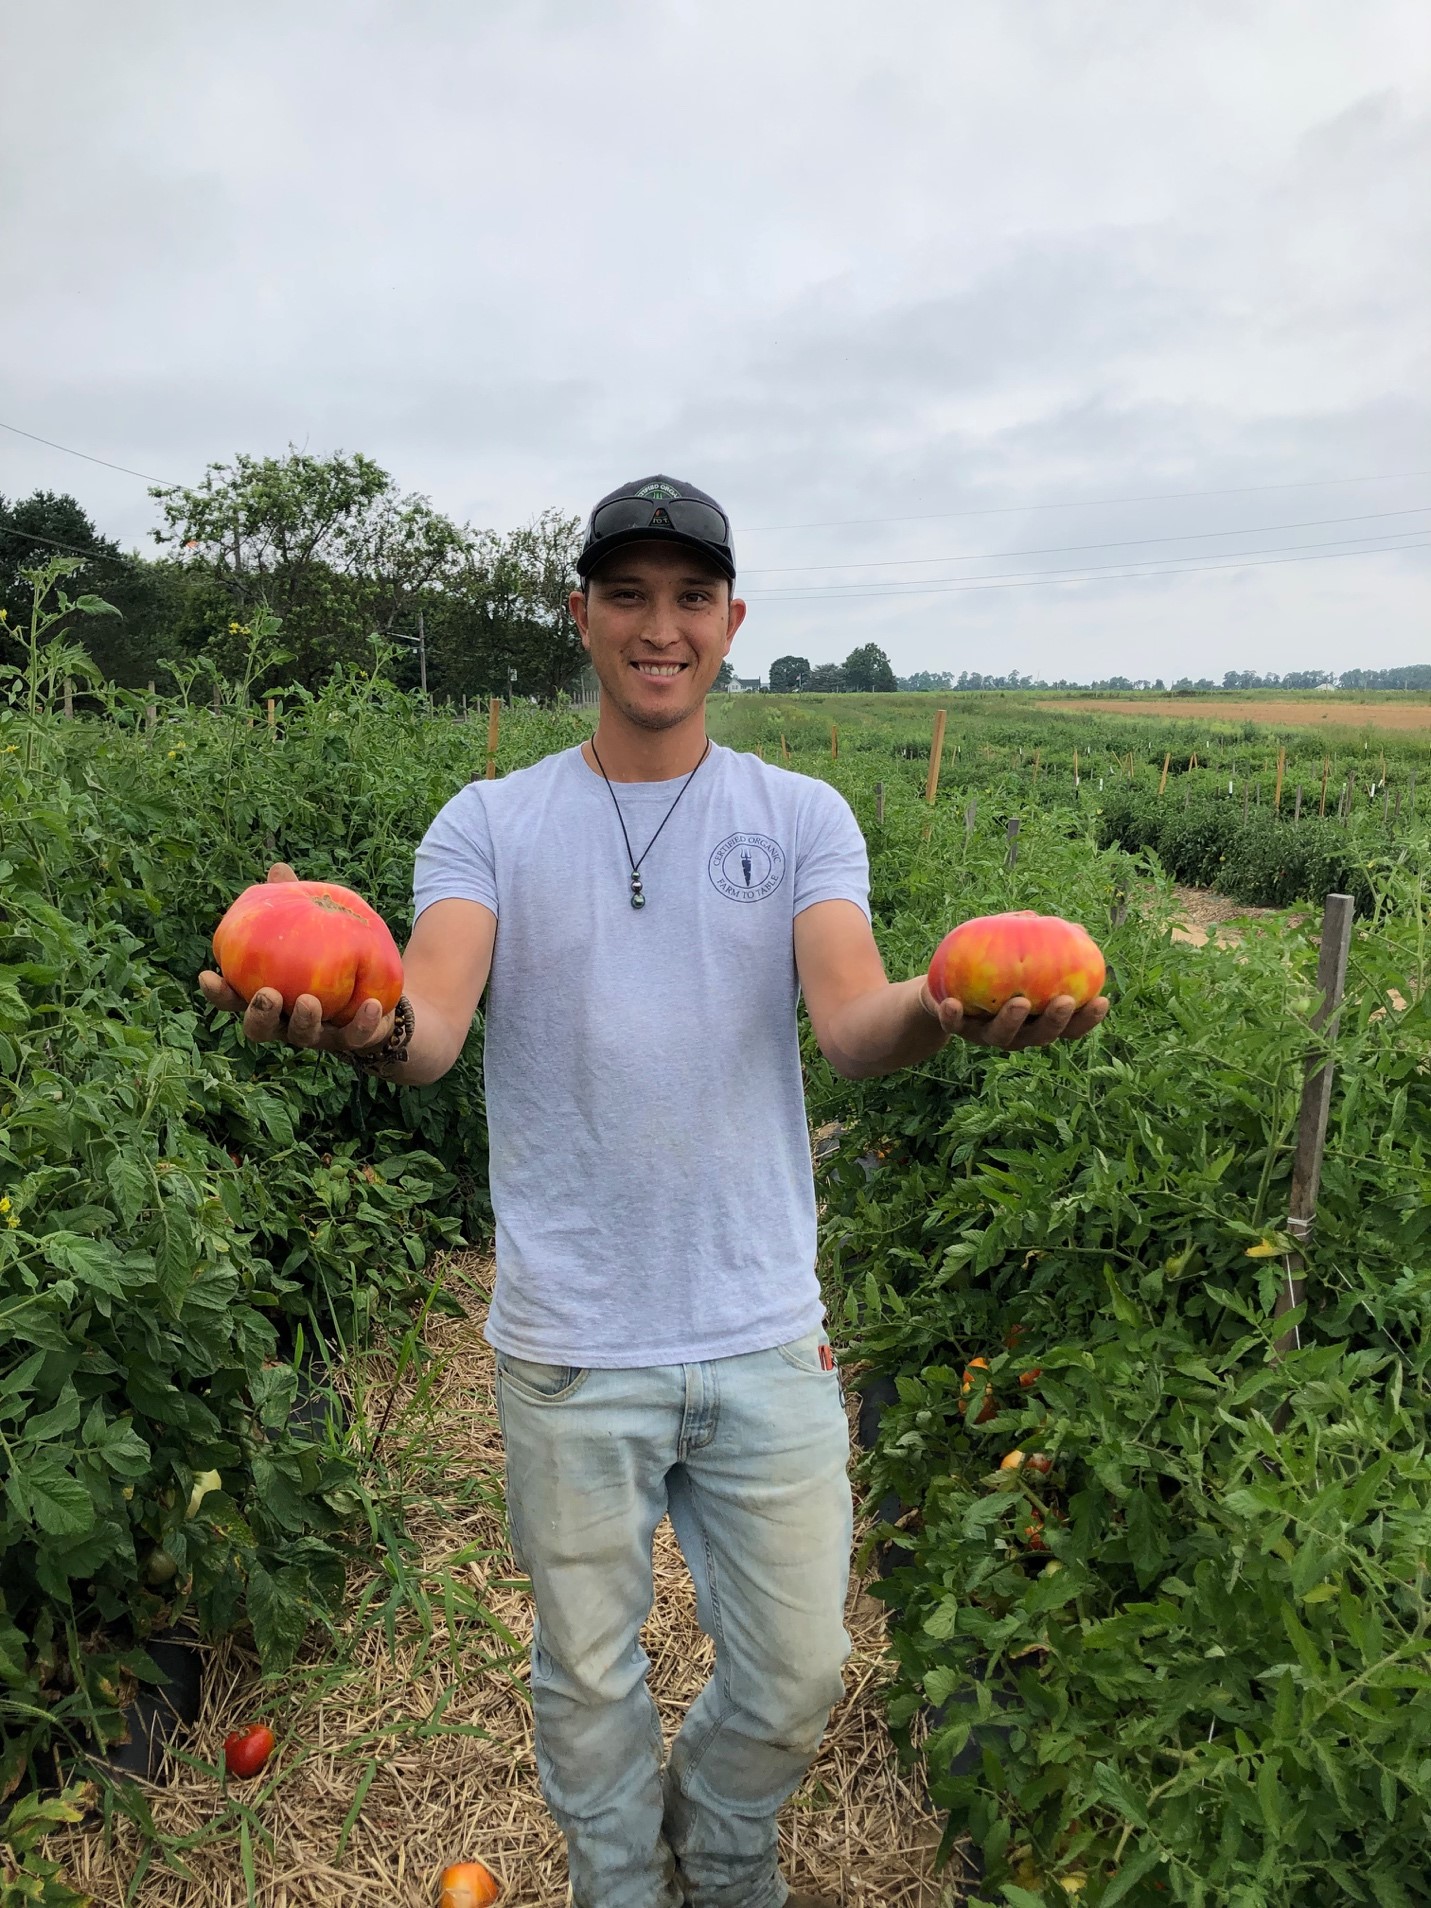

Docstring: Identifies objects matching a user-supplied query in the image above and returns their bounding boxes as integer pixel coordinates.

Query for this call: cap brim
[576,526,735,582]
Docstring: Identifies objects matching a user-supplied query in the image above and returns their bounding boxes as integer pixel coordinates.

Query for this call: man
[200,474,1107,1908]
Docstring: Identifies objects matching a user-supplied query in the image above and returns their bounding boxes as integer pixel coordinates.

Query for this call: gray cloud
[2,0,1427,683]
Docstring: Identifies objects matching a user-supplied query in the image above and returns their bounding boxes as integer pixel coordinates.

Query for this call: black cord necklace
[589,736,712,910]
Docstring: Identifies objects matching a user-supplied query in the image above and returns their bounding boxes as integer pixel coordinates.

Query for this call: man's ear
[569,586,591,649]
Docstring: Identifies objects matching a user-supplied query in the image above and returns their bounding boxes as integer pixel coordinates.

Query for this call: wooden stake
[1158,751,1171,796]
[875,781,885,825]
[1293,786,1303,823]
[145,682,157,733]
[1005,817,1020,867]
[1273,893,1354,1361]
[1072,747,1079,787]
[1188,750,1197,772]
[1384,781,1391,823]
[211,684,221,716]
[756,745,764,761]
[1274,748,1285,812]
[924,708,947,805]
[61,678,74,718]
[1318,755,1330,817]
[485,697,500,780]
[266,697,276,733]
[1032,747,1041,786]
[965,798,977,839]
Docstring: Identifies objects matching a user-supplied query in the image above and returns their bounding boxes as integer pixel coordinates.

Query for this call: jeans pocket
[775,1325,835,1376]
[495,1351,589,1402]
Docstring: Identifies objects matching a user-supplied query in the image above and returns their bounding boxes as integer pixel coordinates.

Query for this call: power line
[738,469,1431,533]
[5,413,1430,550]
[0,519,146,569]
[0,419,178,487]
[740,505,1431,575]
[742,534,1431,603]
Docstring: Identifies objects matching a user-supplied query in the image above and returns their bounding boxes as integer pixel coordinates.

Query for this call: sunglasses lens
[590,498,730,548]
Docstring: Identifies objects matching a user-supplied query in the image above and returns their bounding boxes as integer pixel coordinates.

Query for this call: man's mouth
[632,661,686,678]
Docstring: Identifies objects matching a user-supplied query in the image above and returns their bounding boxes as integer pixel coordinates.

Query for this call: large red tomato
[927,911,1105,1018]
[213,881,403,1027]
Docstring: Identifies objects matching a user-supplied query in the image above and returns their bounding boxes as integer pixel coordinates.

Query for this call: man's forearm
[821,976,950,1080]
[356,989,465,1086]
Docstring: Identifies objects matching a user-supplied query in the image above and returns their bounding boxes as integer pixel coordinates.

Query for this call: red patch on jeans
[819,1343,836,1371]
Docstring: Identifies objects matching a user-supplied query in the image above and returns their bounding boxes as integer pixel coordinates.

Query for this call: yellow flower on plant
[0,1197,10,1212]
[5,1216,17,1229]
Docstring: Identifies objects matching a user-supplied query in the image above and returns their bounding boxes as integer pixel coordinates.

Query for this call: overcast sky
[3,0,1428,684]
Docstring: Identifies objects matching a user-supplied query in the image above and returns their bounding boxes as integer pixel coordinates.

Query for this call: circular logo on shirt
[708,832,786,902]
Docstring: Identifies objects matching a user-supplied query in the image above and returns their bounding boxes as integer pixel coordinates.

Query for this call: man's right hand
[198,862,397,1057]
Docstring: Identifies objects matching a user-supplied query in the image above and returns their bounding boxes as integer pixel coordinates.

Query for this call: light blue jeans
[494,1325,854,1908]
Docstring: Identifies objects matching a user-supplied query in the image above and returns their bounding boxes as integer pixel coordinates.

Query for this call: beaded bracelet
[350,994,415,1075]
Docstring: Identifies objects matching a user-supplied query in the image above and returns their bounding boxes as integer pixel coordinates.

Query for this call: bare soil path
[53,1259,962,1907]
[1037,697,1431,734]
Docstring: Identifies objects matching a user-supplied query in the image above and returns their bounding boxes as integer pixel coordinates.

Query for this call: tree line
[4,453,1426,702]
[0,450,588,702]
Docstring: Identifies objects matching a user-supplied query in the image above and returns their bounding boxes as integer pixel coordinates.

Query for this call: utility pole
[417,608,427,696]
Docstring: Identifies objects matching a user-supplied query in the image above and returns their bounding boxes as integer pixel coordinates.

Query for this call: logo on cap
[636,481,681,502]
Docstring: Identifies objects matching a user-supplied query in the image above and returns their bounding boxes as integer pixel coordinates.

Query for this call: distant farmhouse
[728,676,765,694]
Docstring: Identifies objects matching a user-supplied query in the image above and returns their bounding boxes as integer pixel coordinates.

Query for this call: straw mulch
[51,1254,971,1906]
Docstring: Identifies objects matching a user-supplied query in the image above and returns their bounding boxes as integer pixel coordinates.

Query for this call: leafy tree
[807,662,847,692]
[422,509,584,703]
[842,643,897,693]
[768,654,811,693]
[715,660,734,689]
[150,449,471,687]
[0,490,231,690]
[897,670,954,691]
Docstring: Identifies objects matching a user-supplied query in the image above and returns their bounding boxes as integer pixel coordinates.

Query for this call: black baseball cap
[577,475,736,582]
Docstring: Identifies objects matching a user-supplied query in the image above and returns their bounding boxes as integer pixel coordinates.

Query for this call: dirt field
[1037,697,1431,734]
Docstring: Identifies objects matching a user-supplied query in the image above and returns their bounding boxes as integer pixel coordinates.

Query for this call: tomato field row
[4,615,1430,1904]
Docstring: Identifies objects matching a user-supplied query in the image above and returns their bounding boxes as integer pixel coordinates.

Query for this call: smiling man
[200,474,1106,1908]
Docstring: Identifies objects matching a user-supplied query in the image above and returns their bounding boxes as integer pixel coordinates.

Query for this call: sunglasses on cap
[588,495,733,548]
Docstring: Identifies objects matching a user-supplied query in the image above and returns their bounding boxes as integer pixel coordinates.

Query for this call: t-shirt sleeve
[412,784,499,926]
[792,779,871,921]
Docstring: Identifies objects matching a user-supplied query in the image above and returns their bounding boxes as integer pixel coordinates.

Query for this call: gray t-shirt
[411,740,871,1367]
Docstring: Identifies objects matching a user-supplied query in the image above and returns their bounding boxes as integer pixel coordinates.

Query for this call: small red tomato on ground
[223,1723,276,1780]
[1019,1366,1042,1389]
[439,1862,502,1906]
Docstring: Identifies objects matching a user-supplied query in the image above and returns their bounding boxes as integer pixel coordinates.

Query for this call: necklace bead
[591,737,711,914]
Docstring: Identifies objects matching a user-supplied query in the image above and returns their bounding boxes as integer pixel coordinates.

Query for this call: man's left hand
[919,982,1109,1051]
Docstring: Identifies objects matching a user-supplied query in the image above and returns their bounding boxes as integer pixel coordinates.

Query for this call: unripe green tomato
[146,1548,178,1585]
